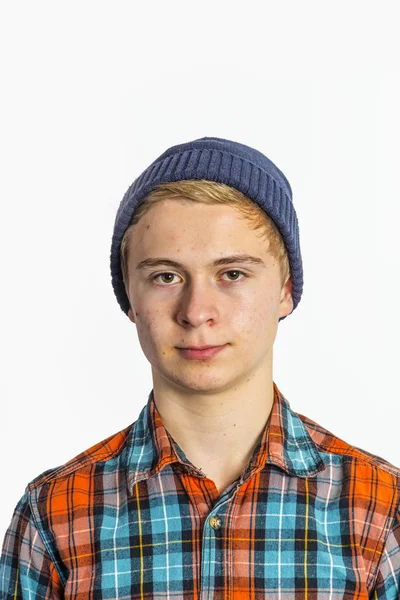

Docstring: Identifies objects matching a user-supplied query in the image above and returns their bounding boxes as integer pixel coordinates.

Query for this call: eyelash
[151,269,249,286]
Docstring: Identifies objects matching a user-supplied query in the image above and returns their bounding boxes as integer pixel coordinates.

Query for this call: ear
[128,307,136,324]
[279,276,294,319]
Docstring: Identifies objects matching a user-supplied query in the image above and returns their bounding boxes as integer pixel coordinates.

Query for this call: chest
[56,467,373,599]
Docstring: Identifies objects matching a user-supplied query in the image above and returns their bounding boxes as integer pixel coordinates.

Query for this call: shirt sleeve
[0,487,64,599]
[371,497,400,599]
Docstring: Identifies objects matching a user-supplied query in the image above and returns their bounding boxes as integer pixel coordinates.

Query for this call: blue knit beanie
[110,136,303,322]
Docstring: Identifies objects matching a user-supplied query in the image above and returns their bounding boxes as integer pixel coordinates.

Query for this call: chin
[166,369,246,393]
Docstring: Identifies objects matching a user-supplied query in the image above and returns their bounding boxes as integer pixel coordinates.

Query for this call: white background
[1,1,399,542]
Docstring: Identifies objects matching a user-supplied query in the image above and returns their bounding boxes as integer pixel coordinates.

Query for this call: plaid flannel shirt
[1,382,400,599]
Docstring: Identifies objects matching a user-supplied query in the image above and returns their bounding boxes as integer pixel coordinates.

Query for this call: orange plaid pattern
[1,382,399,598]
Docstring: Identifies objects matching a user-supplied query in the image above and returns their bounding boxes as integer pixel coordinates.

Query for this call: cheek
[233,292,276,334]
[239,309,268,336]
[133,304,170,347]
[133,305,157,332]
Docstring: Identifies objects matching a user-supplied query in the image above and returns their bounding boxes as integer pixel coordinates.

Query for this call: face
[126,199,293,394]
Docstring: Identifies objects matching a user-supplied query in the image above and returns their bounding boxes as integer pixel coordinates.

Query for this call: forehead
[130,199,268,251]
[126,201,281,282]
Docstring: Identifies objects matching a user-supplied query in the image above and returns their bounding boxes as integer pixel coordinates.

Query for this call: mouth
[178,345,224,350]
[176,344,228,360]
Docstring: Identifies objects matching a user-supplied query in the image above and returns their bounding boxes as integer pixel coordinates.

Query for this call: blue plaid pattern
[1,382,400,598]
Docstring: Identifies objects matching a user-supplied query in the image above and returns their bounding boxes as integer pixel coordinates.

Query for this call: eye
[221,270,247,281]
[152,270,248,285]
[152,272,180,285]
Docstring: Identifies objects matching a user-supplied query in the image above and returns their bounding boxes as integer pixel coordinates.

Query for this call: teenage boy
[1,136,399,599]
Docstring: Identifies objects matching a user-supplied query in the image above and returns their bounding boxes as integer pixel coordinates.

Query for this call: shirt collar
[125,382,326,495]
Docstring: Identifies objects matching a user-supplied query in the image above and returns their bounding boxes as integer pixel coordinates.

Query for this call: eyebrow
[135,254,267,271]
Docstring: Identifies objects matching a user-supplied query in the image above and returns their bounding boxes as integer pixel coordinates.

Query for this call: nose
[176,279,221,328]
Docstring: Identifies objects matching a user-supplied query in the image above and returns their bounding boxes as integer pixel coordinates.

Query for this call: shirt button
[209,515,222,529]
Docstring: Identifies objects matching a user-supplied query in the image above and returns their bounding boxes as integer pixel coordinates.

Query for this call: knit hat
[110,136,303,322]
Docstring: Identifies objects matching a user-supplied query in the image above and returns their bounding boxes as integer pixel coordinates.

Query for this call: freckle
[234,424,236,427]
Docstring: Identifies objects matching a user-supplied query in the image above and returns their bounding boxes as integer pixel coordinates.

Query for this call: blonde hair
[120,179,290,295]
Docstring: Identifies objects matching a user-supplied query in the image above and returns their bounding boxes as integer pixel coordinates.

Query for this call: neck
[150,359,275,492]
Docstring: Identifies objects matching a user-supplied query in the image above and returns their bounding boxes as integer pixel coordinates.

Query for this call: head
[119,179,293,394]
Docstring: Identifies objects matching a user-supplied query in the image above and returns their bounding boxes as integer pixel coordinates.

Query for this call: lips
[180,345,222,350]
[177,345,227,360]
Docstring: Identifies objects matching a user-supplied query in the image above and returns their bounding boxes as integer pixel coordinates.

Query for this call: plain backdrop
[1,1,399,543]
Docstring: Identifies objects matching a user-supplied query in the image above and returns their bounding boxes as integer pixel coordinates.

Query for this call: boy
[1,136,399,599]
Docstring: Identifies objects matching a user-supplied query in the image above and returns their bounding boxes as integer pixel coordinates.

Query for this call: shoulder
[297,409,400,488]
[296,410,400,591]
[27,420,137,494]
